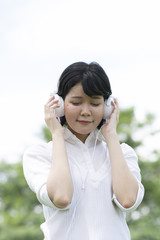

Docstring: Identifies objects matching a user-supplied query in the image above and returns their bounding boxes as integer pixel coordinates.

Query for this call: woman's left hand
[101,98,120,139]
[102,98,139,208]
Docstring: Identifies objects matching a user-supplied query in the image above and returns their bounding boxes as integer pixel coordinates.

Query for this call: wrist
[104,130,118,144]
[51,129,64,140]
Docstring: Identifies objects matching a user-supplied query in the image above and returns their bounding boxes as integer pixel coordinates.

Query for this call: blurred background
[0,0,160,239]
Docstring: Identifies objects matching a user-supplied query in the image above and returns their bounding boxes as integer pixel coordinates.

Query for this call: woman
[23,62,144,240]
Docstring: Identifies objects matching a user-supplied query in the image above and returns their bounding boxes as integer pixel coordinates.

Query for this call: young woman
[23,62,144,240]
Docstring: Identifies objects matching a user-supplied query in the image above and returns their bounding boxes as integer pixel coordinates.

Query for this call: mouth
[77,120,92,125]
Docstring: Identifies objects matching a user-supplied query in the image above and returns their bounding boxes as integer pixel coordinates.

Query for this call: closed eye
[72,102,81,106]
[91,103,101,106]
[71,102,101,106]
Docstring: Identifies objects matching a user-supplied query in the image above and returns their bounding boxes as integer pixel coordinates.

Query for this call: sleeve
[112,143,145,213]
[23,143,71,210]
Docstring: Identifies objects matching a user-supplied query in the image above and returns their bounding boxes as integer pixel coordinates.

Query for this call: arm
[102,99,139,208]
[44,96,73,208]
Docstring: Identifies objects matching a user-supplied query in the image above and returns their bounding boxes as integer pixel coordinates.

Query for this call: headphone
[51,93,114,119]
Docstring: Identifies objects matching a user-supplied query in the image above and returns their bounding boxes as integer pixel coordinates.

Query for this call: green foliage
[41,125,52,142]
[0,161,44,240]
[0,106,159,239]
[127,155,160,239]
[117,107,155,149]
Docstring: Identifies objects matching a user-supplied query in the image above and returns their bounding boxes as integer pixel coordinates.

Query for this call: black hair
[57,61,112,128]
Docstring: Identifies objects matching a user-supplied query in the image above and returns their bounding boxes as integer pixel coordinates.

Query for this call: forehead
[67,83,103,99]
[67,83,84,94]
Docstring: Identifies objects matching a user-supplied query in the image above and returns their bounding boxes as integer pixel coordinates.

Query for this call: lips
[77,120,92,125]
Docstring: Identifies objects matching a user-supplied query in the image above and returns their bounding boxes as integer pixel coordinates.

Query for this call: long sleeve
[112,143,144,212]
[23,142,70,209]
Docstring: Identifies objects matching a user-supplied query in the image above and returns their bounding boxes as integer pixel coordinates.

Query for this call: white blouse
[23,128,144,240]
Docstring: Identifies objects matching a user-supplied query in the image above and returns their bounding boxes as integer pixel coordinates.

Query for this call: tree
[128,154,160,240]
[118,108,160,239]
[0,161,44,240]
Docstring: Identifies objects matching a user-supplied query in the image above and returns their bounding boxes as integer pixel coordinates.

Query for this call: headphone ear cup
[50,92,65,117]
[103,96,114,119]
[54,94,65,117]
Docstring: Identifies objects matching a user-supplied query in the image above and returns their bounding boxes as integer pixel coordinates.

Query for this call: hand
[44,96,64,136]
[101,98,120,139]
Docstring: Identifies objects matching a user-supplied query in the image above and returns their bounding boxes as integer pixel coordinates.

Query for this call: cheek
[94,106,104,119]
[64,104,77,121]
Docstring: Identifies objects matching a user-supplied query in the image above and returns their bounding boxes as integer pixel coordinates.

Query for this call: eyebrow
[71,96,83,99]
[71,96,102,99]
[91,96,102,99]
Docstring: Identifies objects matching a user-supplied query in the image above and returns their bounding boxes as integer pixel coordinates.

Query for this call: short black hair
[57,61,112,128]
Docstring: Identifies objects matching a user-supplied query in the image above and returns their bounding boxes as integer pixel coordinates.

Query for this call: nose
[80,103,91,116]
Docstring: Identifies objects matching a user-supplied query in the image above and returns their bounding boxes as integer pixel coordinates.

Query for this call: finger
[113,98,119,111]
[111,100,120,121]
[47,99,59,107]
[45,95,56,105]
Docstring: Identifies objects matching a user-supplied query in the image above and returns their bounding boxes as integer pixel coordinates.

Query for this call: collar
[63,126,105,146]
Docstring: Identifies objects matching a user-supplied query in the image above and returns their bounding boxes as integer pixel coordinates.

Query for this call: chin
[76,128,93,136]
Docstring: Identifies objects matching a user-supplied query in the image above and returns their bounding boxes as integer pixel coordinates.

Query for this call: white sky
[0,0,160,163]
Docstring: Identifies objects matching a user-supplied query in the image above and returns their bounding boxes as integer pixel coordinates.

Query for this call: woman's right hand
[45,96,73,208]
[44,96,64,136]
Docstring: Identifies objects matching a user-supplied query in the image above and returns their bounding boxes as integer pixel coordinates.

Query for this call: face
[64,83,104,142]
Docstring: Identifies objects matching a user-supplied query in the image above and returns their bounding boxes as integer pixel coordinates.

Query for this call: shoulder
[23,141,52,166]
[23,141,53,193]
[120,143,139,170]
[24,141,52,154]
[120,143,142,178]
[120,143,137,159]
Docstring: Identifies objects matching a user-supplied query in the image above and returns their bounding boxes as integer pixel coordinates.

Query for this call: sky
[0,0,160,163]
